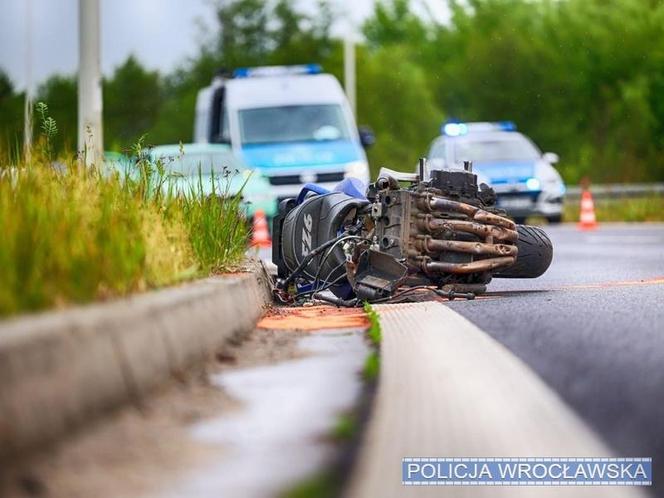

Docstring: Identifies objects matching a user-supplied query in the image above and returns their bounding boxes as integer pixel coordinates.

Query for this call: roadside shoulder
[0,262,271,462]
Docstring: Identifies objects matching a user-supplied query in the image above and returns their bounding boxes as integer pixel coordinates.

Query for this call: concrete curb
[346,302,647,498]
[0,263,272,461]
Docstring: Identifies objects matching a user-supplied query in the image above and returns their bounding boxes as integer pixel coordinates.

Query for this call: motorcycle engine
[273,162,520,303]
[366,166,516,296]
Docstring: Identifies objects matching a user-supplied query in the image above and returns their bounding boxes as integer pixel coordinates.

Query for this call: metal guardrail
[565,183,664,200]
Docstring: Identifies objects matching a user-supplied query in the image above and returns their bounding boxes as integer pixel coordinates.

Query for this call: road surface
[448,223,664,496]
[263,223,664,492]
[6,224,659,498]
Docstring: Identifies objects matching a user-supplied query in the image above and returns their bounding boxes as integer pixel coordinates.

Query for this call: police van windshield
[239,104,351,145]
[454,135,541,162]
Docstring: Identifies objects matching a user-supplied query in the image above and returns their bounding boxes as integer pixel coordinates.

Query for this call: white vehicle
[427,121,566,223]
[194,64,373,201]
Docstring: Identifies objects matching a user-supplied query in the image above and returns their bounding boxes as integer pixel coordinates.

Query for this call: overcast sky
[0,0,449,92]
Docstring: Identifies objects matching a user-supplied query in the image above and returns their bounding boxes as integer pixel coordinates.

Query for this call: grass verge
[280,472,340,498]
[364,301,381,345]
[280,412,360,498]
[362,302,382,381]
[362,352,380,382]
[563,195,664,222]
[0,128,248,317]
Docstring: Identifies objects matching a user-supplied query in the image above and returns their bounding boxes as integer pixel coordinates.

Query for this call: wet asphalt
[447,223,664,495]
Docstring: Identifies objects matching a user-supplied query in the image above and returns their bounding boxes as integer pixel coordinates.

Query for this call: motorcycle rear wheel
[493,225,553,278]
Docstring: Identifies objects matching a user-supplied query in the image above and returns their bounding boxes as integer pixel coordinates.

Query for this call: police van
[427,122,565,223]
[194,64,373,201]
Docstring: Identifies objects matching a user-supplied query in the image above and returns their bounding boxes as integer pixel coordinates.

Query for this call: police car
[194,64,373,202]
[427,122,565,223]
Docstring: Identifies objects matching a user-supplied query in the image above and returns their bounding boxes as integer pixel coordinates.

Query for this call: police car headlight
[526,177,541,191]
[344,161,370,183]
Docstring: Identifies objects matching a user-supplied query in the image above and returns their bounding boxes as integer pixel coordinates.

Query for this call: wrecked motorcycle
[272,159,553,306]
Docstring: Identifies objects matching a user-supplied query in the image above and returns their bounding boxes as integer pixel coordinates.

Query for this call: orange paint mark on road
[258,305,369,331]
[561,276,664,290]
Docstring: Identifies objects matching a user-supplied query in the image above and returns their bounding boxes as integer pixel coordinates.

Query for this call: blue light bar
[441,121,518,136]
[442,122,468,137]
[233,64,322,78]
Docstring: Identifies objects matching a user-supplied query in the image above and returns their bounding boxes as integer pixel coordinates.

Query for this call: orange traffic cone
[577,189,598,231]
[251,209,272,248]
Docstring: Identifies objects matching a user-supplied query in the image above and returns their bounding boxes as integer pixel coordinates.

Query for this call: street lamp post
[23,0,33,164]
[344,36,356,118]
[78,0,103,166]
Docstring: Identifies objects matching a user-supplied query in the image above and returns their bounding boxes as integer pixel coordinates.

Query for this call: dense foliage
[2,0,664,183]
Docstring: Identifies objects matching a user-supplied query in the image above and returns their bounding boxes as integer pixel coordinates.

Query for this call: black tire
[547,214,563,224]
[494,225,553,278]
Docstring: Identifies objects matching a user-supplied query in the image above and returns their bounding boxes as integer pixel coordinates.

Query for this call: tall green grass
[0,108,248,317]
[181,163,249,273]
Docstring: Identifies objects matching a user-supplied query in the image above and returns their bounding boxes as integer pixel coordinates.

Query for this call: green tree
[356,46,444,176]
[363,0,430,49]
[104,55,162,150]
[363,0,664,182]
[8,0,664,184]
[36,75,77,153]
[0,70,25,157]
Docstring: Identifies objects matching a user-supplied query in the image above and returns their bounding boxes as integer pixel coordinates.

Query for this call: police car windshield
[239,104,351,145]
[453,135,540,162]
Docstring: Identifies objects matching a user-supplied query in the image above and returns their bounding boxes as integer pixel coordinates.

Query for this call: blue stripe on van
[240,140,362,169]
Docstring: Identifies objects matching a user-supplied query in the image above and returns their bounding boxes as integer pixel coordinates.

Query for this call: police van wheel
[494,225,553,279]
[547,214,563,224]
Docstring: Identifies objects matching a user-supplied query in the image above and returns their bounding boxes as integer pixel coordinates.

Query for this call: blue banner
[402,458,652,486]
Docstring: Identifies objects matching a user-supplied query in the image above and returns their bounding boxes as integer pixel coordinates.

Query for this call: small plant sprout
[35,102,58,161]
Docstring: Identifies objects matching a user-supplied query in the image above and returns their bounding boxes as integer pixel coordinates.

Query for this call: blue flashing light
[233,64,322,78]
[233,68,250,78]
[441,121,518,136]
[442,123,468,137]
[304,63,322,74]
[526,177,541,191]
